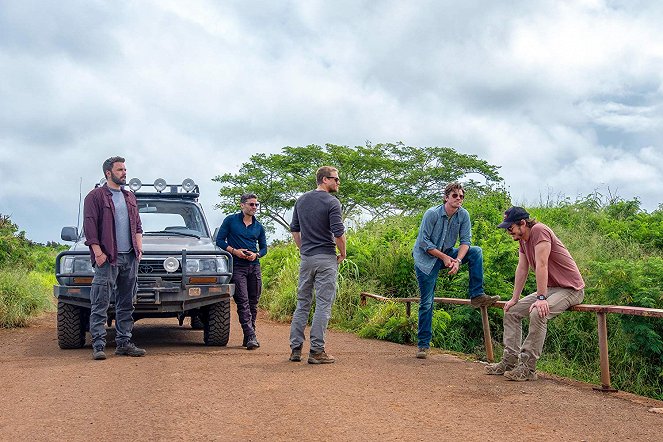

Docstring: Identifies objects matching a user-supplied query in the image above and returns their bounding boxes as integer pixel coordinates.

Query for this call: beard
[111,174,126,185]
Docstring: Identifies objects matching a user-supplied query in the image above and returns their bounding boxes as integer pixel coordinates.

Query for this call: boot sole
[308,358,335,364]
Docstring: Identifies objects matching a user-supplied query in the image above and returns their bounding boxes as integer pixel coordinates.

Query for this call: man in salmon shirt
[486,207,585,381]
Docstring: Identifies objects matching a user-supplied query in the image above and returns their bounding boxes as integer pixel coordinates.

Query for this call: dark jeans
[415,245,484,349]
[232,264,262,339]
[89,253,137,350]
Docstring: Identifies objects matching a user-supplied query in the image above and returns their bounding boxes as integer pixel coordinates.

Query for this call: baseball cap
[497,206,530,229]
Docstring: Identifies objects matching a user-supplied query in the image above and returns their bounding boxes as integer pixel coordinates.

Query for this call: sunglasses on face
[244,202,259,207]
[326,176,340,183]
[507,223,519,233]
[450,193,464,200]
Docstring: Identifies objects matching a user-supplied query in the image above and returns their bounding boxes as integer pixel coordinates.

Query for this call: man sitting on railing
[412,181,499,359]
[487,207,585,381]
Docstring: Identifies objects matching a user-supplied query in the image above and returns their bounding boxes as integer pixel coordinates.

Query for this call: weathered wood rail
[359,292,663,392]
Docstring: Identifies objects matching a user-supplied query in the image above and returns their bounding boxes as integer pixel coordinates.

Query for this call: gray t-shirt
[290,190,345,256]
[110,187,132,253]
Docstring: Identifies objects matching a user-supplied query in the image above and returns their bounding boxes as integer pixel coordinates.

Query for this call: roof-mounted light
[154,178,167,193]
[128,178,142,192]
[182,178,196,193]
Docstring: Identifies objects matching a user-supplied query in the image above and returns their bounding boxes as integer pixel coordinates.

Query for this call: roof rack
[95,178,200,199]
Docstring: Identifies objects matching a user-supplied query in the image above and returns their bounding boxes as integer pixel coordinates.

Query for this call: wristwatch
[536,294,547,301]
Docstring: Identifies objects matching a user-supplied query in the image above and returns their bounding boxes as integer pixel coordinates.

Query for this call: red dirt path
[1,308,661,441]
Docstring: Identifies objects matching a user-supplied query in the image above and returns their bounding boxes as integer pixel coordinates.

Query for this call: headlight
[185,257,228,273]
[61,256,94,275]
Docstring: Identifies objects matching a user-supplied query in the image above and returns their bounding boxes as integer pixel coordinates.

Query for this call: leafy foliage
[0,213,61,327]
[260,191,663,400]
[213,142,503,232]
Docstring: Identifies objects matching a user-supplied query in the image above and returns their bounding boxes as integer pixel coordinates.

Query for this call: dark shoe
[470,294,500,308]
[115,342,146,357]
[243,335,261,348]
[308,350,335,364]
[92,348,106,360]
[289,346,302,362]
[246,337,260,350]
[416,347,429,359]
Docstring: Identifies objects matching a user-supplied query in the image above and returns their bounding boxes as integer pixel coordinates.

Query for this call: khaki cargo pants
[503,287,584,368]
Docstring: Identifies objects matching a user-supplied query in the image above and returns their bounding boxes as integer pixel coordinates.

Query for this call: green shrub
[0,269,54,327]
[258,190,663,399]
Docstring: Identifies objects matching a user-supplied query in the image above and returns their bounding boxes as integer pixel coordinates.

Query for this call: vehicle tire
[190,314,205,330]
[57,302,86,349]
[203,300,230,346]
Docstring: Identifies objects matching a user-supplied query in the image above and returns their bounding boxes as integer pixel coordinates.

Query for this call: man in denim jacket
[412,181,498,359]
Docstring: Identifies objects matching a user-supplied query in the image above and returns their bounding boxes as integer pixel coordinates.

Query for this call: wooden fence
[359,292,663,392]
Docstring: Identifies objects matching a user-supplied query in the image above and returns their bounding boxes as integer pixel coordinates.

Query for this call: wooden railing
[359,292,663,392]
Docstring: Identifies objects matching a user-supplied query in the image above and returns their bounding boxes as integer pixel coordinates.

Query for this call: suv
[54,178,234,348]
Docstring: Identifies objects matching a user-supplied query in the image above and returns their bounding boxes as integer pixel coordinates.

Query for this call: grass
[0,269,55,327]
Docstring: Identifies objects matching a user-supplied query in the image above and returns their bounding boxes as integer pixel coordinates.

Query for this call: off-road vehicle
[54,178,234,348]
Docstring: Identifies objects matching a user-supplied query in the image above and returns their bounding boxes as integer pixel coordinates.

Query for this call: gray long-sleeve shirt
[290,190,345,256]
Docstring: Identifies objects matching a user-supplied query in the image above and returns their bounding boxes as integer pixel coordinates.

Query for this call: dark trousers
[89,253,137,350]
[231,264,262,339]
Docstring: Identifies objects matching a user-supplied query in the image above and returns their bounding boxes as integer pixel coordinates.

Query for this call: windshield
[138,200,209,238]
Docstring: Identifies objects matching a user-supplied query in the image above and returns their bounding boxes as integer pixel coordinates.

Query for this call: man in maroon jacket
[84,156,145,360]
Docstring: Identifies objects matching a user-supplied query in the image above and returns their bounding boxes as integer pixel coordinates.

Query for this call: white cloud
[1,0,663,243]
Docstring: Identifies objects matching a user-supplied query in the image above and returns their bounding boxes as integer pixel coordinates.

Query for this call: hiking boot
[485,357,517,375]
[470,294,500,308]
[243,335,260,348]
[308,350,335,364]
[289,346,302,362]
[115,342,146,357]
[416,347,429,359]
[92,348,106,360]
[246,337,260,350]
[504,363,538,381]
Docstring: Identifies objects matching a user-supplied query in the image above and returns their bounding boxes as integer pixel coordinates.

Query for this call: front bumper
[54,281,234,313]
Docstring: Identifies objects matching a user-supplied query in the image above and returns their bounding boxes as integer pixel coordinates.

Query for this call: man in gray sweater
[289,166,347,364]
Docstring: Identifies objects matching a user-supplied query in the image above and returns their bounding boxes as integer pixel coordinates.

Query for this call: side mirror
[61,226,79,242]
[212,227,219,242]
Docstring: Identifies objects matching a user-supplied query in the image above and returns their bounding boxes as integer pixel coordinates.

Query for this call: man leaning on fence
[486,207,585,381]
[413,181,498,359]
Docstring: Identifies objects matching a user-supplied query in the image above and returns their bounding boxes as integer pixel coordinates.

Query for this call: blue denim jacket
[413,205,472,275]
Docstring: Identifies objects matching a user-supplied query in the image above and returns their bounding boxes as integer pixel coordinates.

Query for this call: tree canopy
[213,142,503,232]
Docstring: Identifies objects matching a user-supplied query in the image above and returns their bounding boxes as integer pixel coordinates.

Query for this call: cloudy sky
[1,0,662,243]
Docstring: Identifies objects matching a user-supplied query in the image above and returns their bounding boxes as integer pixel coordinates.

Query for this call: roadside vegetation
[4,143,662,400]
[260,194,663,400]
[234,143,663,400]
[0,214,62,327]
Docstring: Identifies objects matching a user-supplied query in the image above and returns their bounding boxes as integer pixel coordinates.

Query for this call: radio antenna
[76,177,82,239]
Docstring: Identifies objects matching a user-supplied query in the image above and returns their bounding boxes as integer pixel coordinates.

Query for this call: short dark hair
[103,156,125,178]
[240,193,258,203]
[316,166,338,185]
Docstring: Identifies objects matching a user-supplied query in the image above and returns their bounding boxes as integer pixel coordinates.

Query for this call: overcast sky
[1,0,662,244]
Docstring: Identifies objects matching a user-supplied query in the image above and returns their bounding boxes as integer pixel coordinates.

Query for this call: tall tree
[213,142,503,232]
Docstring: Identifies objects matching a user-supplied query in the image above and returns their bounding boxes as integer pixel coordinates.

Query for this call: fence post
[593,312,617,392]
[480,306,494,362]
[406,301,411,317]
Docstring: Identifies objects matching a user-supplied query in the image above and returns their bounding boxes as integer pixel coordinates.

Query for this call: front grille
[138,260,181,275]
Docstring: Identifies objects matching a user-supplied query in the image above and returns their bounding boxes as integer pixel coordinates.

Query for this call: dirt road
[1,307,662,441]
